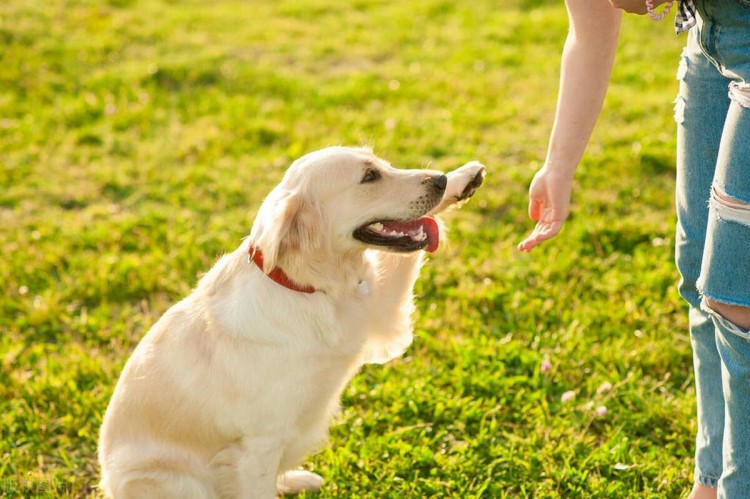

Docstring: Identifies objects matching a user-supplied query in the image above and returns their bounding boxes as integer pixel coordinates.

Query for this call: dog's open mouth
[353,217,439,253]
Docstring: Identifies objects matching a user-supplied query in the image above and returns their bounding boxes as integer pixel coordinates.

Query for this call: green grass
[1,0,691,496]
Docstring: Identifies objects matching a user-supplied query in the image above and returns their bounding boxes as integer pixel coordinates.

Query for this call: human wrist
[541,160,577,181]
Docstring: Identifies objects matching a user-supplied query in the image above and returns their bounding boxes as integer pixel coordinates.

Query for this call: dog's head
[249,146,447,272]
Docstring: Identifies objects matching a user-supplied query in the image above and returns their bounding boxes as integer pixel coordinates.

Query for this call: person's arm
[518,0,621,252]
[610,0,671,15]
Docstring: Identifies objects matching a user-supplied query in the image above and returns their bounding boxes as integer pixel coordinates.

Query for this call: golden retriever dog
[98,146,485,498]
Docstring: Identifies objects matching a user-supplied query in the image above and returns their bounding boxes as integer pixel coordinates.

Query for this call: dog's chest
[333,271,376,316]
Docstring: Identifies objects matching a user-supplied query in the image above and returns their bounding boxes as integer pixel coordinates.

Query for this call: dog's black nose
[430,175,447,193]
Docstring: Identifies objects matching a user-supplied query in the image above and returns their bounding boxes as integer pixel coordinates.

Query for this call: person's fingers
[518,226,545,252]
[518,232,543,252]
[536,220,563,240]
[517,220,564,252]
[517,236,537,252]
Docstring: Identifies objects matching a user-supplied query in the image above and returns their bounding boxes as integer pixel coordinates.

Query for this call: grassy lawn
[1,0,692,497]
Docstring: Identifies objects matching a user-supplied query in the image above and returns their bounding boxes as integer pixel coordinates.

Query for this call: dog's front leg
[213,436,282,499]
[369,161,485,317]
[365,161,484,330]
[365,251,424,346]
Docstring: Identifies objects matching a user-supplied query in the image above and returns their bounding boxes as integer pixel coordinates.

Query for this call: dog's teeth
[367,223,417,239]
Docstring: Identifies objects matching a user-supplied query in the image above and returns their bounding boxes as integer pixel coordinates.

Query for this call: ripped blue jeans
[675,0,750,496]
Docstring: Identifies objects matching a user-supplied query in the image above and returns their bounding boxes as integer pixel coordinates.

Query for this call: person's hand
[517,166,574,252]
[608,0,671,15]
[609,0,648,14]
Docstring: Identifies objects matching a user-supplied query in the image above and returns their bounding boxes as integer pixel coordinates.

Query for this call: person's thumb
[528,198,541,221]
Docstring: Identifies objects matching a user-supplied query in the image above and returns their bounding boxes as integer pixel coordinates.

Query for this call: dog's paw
[444,161,485,205]
[277,470,323,495]
[427,161,485,215]
[452,161,485,202]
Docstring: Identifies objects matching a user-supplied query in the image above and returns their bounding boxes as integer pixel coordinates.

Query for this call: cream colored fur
[98,146,484,498]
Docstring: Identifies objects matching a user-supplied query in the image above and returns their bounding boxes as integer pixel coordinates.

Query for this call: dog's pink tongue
[382,217,439,252]
[419,216,440,253]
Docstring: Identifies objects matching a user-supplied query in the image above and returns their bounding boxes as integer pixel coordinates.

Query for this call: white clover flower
[561,390,575,403]
[596,382,613,395]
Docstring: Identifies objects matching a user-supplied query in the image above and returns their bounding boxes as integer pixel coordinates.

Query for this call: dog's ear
[250,189,323,273]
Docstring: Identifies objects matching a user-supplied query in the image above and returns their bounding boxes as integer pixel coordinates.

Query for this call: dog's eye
[360,169,381,184]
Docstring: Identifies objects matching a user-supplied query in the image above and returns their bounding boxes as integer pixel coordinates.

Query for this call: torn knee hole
[703,298,750,331]
[729,81,750,109]
[711,186,750,225]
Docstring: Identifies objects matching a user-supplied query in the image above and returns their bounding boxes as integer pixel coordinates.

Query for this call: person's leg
[674,18,730,498]
[692,1,750,497]
[700,97,750,499]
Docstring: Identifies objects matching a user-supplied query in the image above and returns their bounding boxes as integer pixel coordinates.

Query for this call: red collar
[248,246,316,294]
